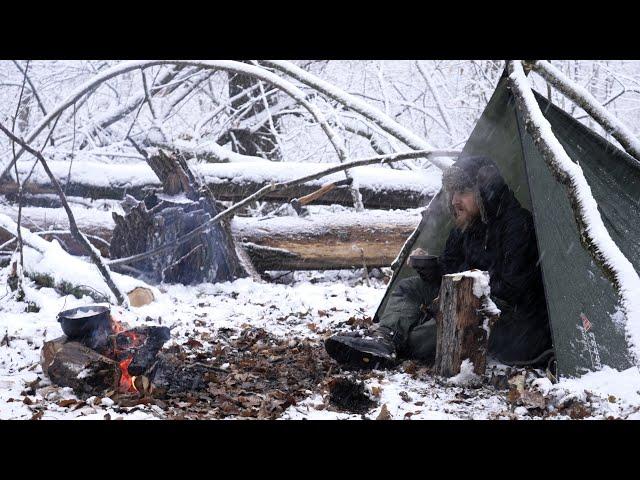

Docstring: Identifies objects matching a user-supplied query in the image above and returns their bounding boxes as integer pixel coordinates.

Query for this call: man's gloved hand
[408,248,441,283]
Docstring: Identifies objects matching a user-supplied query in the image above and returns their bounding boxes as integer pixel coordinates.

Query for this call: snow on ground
[2,266,640,420]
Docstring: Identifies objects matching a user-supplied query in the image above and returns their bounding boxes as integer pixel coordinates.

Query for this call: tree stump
[434,271,499,377]
[110,149,253,284]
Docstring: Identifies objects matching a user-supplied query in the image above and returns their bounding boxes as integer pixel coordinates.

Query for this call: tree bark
[41,336,120,398]
[434,273,497,377]
[109,149,250,284]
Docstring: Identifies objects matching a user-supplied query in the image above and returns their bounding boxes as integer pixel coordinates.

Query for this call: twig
[11,60,47,118]
[107,149,433,268]
[64,102,77,195]
[10,61,30,300]
[0,122,127,306]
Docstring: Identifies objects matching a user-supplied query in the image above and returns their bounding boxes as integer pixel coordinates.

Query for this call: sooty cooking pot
[57,304,111,339]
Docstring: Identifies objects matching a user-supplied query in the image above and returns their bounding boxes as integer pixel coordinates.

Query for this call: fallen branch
[0,205,419,271]
[0,122,127,305]
[531,60,640,161]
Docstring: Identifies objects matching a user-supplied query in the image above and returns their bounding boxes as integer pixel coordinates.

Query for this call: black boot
[324,326,399,369]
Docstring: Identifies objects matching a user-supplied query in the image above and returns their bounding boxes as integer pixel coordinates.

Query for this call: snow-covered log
[233,210,419,271]
[507,60,640,363]
[1,156,440,210]
[531,60,640,161]
[0,213,158,304]
[0,206,421,272]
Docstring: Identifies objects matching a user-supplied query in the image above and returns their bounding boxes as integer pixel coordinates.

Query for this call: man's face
[451,190,480,229]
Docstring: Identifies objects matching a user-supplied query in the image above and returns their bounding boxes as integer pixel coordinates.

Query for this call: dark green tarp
[374,74,640,378]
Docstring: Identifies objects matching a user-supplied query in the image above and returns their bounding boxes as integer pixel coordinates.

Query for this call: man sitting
[325,156,553,369]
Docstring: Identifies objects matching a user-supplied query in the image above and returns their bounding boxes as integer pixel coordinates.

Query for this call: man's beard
[453,210,477,231]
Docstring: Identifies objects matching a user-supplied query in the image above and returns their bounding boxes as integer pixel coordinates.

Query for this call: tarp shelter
[374,72,640,378]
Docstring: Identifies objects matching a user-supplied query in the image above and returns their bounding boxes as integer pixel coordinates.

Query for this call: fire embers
[101,316,170,394]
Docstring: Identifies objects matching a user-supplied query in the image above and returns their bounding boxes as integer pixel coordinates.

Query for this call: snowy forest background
[1,60,639,170]
[1,60,640,420]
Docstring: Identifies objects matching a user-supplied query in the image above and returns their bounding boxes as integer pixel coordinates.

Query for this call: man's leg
[488,299,553,366]
[379,275,440,360]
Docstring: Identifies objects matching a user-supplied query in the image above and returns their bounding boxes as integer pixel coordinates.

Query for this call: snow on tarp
[14,158,442,197]
[0,213,157,304]
[510,62,640,363]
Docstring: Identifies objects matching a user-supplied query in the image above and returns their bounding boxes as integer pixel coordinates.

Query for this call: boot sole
[325,336,396,370]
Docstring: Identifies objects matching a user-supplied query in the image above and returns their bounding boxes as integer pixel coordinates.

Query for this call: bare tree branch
[532,60,640,161]
[0,121,127,306]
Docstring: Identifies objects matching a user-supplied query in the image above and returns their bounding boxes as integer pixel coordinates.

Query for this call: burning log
[41,310,171,398]
[434,271,498,377]
[41,336,120,397]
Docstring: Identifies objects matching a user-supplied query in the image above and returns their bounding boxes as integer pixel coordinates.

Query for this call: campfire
[40,304,336,418]
[41,305,171,398]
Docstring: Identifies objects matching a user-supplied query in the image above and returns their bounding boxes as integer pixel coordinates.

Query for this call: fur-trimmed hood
[442,155,509,224]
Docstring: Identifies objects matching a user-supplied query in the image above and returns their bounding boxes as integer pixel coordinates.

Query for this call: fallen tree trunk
[1,158,438,210]
[0,205,421,271]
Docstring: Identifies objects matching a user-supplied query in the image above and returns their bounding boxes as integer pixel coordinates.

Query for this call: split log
[434,271,498,377]
[41,336,120,397]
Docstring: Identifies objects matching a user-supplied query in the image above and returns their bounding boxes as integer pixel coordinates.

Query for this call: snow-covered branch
[259,60,453,170]
[0,121,127,306]
[532,60,640,161]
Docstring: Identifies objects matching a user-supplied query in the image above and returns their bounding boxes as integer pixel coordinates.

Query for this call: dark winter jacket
[437,156,552,363]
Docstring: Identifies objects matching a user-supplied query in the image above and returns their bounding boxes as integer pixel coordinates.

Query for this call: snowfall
[2,243,640,420]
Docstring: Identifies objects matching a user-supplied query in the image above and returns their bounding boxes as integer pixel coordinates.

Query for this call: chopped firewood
[434,272,498,377]
[127,287,155,307]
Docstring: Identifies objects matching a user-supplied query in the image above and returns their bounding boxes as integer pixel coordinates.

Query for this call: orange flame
[118,357,138,393]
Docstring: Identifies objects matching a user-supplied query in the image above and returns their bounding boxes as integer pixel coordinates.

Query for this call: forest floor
[2,267,640,420]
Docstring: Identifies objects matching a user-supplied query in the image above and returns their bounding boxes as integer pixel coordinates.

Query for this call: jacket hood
[442,155,510,223]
